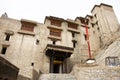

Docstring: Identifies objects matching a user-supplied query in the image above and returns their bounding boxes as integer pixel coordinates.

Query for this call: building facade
[0,3,120,80]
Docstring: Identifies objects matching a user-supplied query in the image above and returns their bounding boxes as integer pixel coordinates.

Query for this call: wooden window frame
[51,20,62,27]
[50,29,61,37]
[68,23,78,29]
[21,25,34,32]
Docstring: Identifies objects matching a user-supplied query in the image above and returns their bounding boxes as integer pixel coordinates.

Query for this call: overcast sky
[0,0,120,23]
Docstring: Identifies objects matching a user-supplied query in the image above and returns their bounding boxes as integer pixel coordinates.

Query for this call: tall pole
[85,24,92,59]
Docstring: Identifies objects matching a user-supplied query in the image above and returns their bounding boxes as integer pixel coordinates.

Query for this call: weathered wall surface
[96,37,120,65]
[39,74,76,80]
[72,64,120,80]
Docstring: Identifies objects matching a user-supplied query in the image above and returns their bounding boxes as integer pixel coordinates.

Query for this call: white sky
[0,0,120,23]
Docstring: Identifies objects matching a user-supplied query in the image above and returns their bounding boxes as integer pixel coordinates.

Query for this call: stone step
[38,74,76,80]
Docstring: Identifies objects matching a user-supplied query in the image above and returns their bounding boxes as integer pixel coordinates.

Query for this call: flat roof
[91,3,112,12]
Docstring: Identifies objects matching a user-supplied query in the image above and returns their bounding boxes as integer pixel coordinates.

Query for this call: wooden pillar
[49,56,54,73]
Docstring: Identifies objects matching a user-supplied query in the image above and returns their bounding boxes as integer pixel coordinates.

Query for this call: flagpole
[85,20,95,63]
[85,24,92,58]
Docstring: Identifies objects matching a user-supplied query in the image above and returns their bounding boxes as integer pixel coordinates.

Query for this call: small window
[93,31,95,34]
[31,63,34,66]
[72,32,75,38]
[84,34,87,40]
[5,34,10,41]
[4,79,8,80]
[96,21,98,25]
[36,39,39,45]
[105,57,119,66]
[1,46,7,54]
[91,23,95,28]
[94,14,97,18]
[97,27,100,31]
[52,41,56,45]
[72,40,77,48]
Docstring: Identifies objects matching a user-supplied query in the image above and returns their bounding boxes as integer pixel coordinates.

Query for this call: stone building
[0,3,120,80]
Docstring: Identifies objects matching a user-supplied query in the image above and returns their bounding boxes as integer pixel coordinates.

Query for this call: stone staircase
[38,74,76,80]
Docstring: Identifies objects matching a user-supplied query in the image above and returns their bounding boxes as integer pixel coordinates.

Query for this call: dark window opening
[94,14,97,18]
[52,41,56,45]
[31,63,34,66]
[93,31,95,34]
[97,27,100,31]
[4,79,8,80]
[84,34,87,40]
[5,34,10,41]
[91,23,95,28]
[36,39,39,45]
[96,21,98,25]
[0,77,2,79]
[72,40,77,48]
[80,18,89,25]
[105,57,119,66]
[1,47,7,54]
[72,32,75,38]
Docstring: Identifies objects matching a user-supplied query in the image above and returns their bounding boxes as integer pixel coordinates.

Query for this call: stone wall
[72,64,120,80]
[39,74,76,80]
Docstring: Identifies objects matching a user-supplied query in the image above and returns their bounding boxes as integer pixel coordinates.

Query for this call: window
[68,23,78,29]
[1,46,7,54]
[51,20,62,27]
[21,20,36,32]
[94,14,97,18]
[72,32,75,38]
[80,18,89,25]
[72,40,77,48]
[96,21,98,25]
[5,34,10,41]
[84,34,87,40]
[52,41,56,45]
[91,23,95,28]
[21,25,34,32]
[105,57,119,66]
[50,29,61,37]
[36,39,39,45]
[80,19,85,24]
[97,27,100,31]
[31,63,34,66]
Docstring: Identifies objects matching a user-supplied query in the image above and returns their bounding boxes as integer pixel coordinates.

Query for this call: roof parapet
[91,3,113,13]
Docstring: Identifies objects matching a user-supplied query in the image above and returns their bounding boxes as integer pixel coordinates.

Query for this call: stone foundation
[72,64,120,80]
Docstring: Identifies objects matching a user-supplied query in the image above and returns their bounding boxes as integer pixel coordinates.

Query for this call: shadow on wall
[32,68,39,80]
